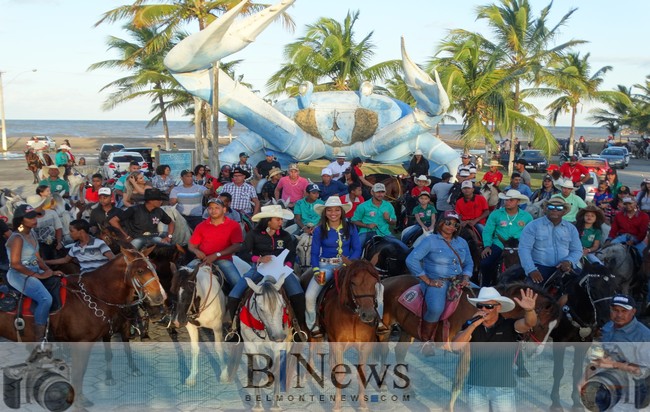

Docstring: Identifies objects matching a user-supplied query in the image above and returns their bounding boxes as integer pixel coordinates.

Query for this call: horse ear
[189,265,200,281]
[141,245,156,256]
[245,277,262,294]
[275,274,287,291]
[170,262,178,277]
[121,247,135,260]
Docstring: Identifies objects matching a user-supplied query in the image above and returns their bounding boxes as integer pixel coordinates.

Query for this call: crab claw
[401,36,450,116]
[165,0,295,73]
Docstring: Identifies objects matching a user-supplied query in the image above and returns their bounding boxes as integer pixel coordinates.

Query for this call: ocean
[4,119,616,141]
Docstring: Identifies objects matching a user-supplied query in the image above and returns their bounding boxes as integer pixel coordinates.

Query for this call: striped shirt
[170,184,207,216]
[221,182,258,215]
[68,237,111,273]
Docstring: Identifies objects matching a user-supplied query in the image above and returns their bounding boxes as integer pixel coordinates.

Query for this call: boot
[223,297,241,333]
[376,283,389,335]
[288,294,307,342]
[27,324,50,362]
[33,324,47,343]
[419,320,437,342]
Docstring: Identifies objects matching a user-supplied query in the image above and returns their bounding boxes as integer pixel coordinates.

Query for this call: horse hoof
[252,406,264,412]
[131,368,143,377]
[105,378,115,386]
[271,406,282,412]
[184,378,196,386]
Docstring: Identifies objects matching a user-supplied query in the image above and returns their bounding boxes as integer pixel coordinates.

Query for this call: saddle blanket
[0,277,67,316]
[398,284,460,321]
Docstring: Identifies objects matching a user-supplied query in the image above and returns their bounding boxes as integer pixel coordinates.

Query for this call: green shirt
[413,204,437,226]
[580,226,602,248]
[482,208,533,249]
[552,193,587,223]
[352,199,397,236]
[293,198,324,227]
[38,178,69,196]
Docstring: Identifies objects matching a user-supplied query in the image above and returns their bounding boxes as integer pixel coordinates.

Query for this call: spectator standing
[221,167,260,217]
[275,163,309,208]
[327,152,350,180]
[170,169,209,229]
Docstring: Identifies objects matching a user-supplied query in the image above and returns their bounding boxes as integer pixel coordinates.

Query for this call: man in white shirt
[327,152,351,180]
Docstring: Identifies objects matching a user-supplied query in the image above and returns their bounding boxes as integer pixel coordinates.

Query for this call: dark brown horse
[0,248,166,407]
[25,151,53,184]
[314,260,383,410]
[459,225,483,281]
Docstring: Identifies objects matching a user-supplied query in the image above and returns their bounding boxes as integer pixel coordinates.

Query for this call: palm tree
[470,0,585,173]
[544,52,630,156]
[588,85,634,138]
[267,10,401,97]
[88,24,190,150]
[96,0,294,167]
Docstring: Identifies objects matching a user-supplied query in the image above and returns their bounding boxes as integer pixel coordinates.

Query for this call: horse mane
[148,243,182,260]
[259,280,280,314]
[338,260,379,305]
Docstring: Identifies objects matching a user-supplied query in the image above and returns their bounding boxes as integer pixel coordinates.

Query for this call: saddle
[0,277,67,316]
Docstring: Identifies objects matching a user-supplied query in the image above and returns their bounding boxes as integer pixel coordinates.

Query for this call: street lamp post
[0,69,37,152]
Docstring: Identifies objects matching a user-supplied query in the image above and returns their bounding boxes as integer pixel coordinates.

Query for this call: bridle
[178,267,218,324]
[561,272,616,341]
[338,268,380,315]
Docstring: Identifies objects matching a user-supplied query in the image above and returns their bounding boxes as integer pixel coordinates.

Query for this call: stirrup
[224,330,241,344]
[292,330,308,343]
[310,327,323,339]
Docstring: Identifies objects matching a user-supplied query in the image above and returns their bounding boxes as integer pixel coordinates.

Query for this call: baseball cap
[98,187,112,196]
[239,152,249,158]
[443,210,460,221]
[206,198,225,207]
[622,197,635,204]
[288,163,299,171]
[372,183,386,192]
[180,169,194,177]
[265,150,274,157]
[461,153,470,159]
[543,174,553,181]
[321,168,333,176]
[610,294,635,310]
[461,180,474,189]
[307,183,321,192]
[14,204,42,220]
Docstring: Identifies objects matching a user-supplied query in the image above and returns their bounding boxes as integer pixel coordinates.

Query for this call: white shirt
[327,160,351,178]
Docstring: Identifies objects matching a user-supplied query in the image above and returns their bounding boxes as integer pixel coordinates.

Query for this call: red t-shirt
[353,166,363,178]
[411,186,431,197]
[482,171,503,186]
[559,162,588,183]
[189,217,243,260]
[455,194,489,224]
[85,187,100,203]
[340,194,364,218]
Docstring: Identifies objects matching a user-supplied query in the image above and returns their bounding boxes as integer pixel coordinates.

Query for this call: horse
[25,150,42,184]
[458,225,483,281]
[480,183,500,210]
[160,205,193,246]
[0,188,24,222]
[0,248,166,408]
[171,264,228,385]
[594,243,638,295]
[497,236,521,272]
[362,236,410,277]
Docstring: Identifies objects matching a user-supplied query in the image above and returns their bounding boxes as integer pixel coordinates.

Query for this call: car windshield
[112,155,142,163]
[602,149,624,155]
[104,145,124,151]
[581,159,605,166]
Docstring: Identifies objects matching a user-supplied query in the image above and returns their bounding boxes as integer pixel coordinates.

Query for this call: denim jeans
[131,235,167,250]
[479,245,503,287]
[6,269,52,325]
[467,385,516,412]
[229,266,303,299]
[421,278,450,322]
[187,259,241,289]
[610,234,646,255]
[305,261,340,330]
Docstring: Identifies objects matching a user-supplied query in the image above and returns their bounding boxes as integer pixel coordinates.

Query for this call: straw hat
[559,179,576,190]
[415,175,431,186]
[252,205,294,222]
[26,194,47,209]
[267,167,282,179]
[314,196,353,214]
[468,287,515,313]
[498,189,530,204]
[488,160,503,168]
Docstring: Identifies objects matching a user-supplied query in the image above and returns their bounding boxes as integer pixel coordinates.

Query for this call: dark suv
[98,143,125,165]
[120,147,154,170]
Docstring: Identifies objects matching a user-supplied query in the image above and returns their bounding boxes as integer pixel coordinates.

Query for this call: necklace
[505,210,519,226]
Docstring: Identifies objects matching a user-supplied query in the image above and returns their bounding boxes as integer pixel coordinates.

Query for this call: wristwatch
[215,252,222,258]
[167,234,173,239]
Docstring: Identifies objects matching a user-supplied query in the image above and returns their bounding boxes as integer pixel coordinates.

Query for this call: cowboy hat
[314,196,353,214]
[498,189,530,204]
[26,194,47,209]
[415,175,432,186]
[232,167,251,178]
[468,287,515,313]
[267,167,282,178]
[144,188,169,201]
[335,152,347,158]
[252,205,294,222]
[14,204,42,220]
[59,144,71,150]
[576,204,605,227]
[559,179,577,190]
[413,149,424,156]
[488,160,503,168]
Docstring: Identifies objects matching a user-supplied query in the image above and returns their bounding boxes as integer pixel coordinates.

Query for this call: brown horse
[25,151,54,183]
[315,260,383,410]
[0,248,166,407]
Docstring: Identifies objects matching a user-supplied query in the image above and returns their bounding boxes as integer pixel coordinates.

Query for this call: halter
[243,289,289,340]
[561,272,616,341]
[338,267,380,315]
[180,268,218,324]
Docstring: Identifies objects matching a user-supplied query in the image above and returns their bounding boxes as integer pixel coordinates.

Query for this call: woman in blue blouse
[406,210,473,341]
[306,196,366,337]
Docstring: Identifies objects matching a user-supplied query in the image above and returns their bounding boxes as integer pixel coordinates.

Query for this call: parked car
[516,150,548,173]
[26,135,56,151]
[579,157,610,178]
[103,151,148,178]
[98,143,125,165]
[119,147,153,170]
[582,171,599,203]
[599,148,627,169]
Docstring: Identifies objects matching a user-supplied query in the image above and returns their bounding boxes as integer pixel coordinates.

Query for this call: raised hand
[513,288,537,312]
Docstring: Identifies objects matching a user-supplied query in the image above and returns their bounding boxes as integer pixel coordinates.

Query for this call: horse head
[121,247,166,307]
[245,275,289,342]
[566,264,619,332]
[100,225,133,254]
[170,263,202,328]
[338,260,381,325]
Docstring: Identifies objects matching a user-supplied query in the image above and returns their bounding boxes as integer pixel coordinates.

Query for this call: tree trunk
[210,62,221,173]
[194,97,204,162]
[568,105,577,156]
[507,81,521,176]
[156,84,170,150]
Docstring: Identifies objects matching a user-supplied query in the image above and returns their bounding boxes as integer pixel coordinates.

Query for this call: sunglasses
[443,220,460,228]
[547,205,565,211]
[476,303,499,310]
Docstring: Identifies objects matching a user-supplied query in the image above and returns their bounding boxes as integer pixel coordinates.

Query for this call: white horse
[171,264,228,385]
[594,243,636,294]
[160,205,193,245]
[240,274,292,412]
[480,183,500,209]
[0,189,24,222]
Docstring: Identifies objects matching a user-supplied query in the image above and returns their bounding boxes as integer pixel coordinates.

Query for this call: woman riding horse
[406,210,472,341]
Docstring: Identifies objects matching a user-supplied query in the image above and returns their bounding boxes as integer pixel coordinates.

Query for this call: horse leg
[571,344,588,411]
[212,326,228,383]
[449,347,470,412]
[357,345,370,412]
[103,337,115,386]
[71,342,95,408]
[184,323,200,386]
[122,332,142,377]
[551,343,567,411]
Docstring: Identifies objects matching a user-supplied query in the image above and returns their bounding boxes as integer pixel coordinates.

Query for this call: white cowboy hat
[26,194,47,209]
[314,196,353,214]
[335,152,347,158]
[413,149,424,156]
[59,144,71,150]
[468,287,515,313]
[497,189,529,204]
[415,175,432,186]
[251,205,294,222]
[559,179,576,190]
[488,160,503,168]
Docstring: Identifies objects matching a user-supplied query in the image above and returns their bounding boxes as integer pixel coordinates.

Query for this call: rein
[183,269,218,323]
[383,177,403,202]
[562,273,615,341]
[339,266,380,315]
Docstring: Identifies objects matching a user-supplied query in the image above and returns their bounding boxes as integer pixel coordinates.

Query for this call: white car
[26,135,56,151]
[583,171,600,203]
[103,151,148,179]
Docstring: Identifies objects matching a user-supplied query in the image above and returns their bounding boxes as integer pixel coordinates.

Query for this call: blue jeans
[467,385,516,412]
[526,264,558,285]
[229,266,303,299]
[131,235,167,250]
[479,245,503,287]
[420,278,450,322]
[305,262,340,330]
[359,232,409,252]
[187,259,241,289]
[6,269,52,325]
[610,234,646,255]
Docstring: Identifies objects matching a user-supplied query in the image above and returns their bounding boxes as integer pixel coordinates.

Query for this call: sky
[1,0,649,127]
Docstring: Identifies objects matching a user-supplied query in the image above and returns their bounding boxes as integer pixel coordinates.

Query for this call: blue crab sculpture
[164,0,461,177]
